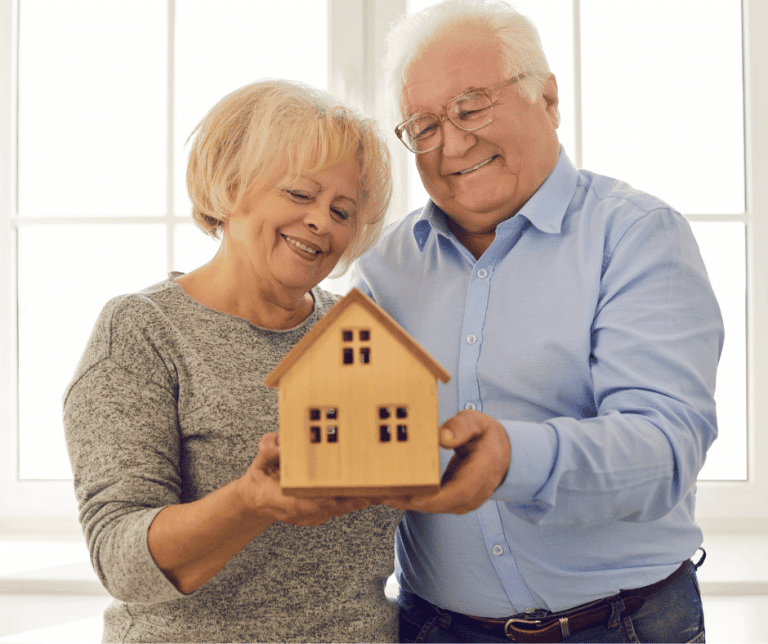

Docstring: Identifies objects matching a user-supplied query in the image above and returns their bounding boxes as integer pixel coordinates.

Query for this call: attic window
[308,407,339,444]
[341,328,372,366]
[378,406,408,442]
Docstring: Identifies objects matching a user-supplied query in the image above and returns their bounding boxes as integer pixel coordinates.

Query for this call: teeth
[285,236,320,255]
[458,157,494,175]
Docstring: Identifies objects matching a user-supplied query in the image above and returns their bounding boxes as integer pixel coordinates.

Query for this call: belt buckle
[504,617,542,642]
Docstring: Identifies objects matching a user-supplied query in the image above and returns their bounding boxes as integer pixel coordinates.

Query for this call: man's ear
[543,74,560,129]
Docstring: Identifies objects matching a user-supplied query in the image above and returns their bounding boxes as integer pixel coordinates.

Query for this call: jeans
[398,561,705,643]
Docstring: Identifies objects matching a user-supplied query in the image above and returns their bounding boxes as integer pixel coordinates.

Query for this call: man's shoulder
[367,207,425,253]
[385,207,425,235]
[578,169,676,218]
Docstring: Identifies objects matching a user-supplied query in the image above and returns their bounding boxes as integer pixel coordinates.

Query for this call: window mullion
[166,0,175,273]
[0,0,21,524]
[697,0,768,531]
[328,0,409,226]
[571,0,582,169]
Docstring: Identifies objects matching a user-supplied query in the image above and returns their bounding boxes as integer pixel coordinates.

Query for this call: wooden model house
[264,288,450,497]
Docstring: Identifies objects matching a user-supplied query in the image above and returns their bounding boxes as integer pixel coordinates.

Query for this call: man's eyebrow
[407,84,490,115]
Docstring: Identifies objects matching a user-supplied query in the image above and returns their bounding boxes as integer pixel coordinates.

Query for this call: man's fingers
[439,413,483,448]
[383,411,511,515]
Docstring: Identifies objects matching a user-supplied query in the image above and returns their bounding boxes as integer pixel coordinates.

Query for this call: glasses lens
[401,114,440,152]
[448,92,493,128]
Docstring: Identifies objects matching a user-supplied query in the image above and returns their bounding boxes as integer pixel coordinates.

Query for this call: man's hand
[384,410,511,514]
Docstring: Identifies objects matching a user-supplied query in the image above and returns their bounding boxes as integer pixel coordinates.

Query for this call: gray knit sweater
[63,274,402,643]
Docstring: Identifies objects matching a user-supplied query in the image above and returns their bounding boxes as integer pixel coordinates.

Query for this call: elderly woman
[63,79,400,643]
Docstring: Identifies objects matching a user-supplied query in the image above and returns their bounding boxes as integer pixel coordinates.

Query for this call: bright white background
[0,0,766,543]
[0,1,767,642]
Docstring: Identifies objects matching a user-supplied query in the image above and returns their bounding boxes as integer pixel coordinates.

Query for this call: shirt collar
[412,146,578,251]
[511,146,578,235]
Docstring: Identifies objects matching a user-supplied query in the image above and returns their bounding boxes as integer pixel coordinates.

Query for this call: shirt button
[464,402,477,410]
[466,334,477,344]
[525,607,537,614]
[477,268,488,279]
[492,545,504,556]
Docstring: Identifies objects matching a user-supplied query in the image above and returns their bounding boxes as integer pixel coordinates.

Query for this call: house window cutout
[308,407,339,444]
[342,328,372,366]
[378,406,408,442]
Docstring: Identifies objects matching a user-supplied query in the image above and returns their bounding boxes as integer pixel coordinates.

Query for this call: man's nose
[440,118,477,157]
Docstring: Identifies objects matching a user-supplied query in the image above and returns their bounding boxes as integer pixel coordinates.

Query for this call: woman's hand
[149,432,378,595]
[239,432,377,527]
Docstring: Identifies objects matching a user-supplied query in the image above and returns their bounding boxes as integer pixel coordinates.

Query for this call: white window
[1,0,765,531]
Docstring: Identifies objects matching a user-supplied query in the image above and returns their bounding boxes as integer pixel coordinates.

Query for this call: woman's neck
[175,250,314,330]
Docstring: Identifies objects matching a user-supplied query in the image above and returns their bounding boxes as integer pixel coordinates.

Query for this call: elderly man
[357,0,723,642]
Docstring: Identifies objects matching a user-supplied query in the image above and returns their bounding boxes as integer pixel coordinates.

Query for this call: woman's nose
[304,204,332,233]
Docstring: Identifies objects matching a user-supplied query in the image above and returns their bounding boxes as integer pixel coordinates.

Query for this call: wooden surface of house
[264,288,450,497]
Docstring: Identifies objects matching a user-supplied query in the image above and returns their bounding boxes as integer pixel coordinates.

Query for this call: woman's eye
[286,190,311,202]
[332,208,350,222]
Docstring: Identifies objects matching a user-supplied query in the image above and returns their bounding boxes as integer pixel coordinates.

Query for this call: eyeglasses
[395,73,527,154]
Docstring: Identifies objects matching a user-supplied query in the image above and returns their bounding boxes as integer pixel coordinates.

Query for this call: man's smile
[452,156,497,175]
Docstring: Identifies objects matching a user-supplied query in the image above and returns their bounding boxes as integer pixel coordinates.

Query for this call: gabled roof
[264,288,451,388]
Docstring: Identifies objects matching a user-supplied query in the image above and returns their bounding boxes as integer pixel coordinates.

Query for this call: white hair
[384,0,554,120]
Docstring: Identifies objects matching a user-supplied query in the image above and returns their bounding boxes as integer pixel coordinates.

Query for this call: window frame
[694,0,768,532]
[0,0,765,533]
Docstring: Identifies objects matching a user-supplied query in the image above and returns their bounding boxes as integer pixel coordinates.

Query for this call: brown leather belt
[448,560,691,643]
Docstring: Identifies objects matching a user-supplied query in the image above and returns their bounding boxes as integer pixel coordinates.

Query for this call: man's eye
[412,122,438,141]
[456,105,491,122]
[458,107,488,117]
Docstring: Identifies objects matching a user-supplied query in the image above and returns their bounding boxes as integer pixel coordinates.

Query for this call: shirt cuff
[491,420,558,504]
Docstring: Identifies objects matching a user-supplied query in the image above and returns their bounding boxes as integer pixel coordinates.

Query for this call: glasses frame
[395,73,528,154]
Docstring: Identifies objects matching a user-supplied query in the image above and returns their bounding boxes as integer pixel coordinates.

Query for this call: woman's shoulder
[68,277,192,385]
[98,274,194,327]
[311,285,343,317]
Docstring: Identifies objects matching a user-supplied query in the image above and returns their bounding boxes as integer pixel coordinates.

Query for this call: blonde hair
[186,79,392,275]
[385,0,554,119]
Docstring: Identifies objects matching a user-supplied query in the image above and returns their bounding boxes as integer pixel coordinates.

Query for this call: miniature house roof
[264,288,451,388]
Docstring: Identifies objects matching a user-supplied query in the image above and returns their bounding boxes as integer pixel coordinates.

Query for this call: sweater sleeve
[63,296,186,603]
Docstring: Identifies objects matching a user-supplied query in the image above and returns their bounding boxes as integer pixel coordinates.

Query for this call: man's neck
[446,217,497,260]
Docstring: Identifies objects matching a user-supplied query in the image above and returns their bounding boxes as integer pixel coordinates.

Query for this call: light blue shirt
[355,148,723,616]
